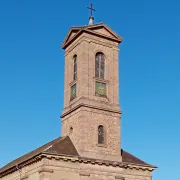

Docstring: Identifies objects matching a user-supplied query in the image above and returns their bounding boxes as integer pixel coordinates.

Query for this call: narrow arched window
[98,125,104,144]
[73,55,77,81]
[95,53,105,79]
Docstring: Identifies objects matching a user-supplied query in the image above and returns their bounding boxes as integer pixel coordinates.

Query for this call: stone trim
[61,103,122,118]
[62,23,122,48]
[65,34,119,54]
[62,28,122,49]
[69,79,78,86]
[0,156,42,178]
[93,77,109,84]
[115,176,125,180]
[79,172,90,177]
[38,167,54,174]
[20,175,29,180]
[41,154,156,172]
[0,153,156,178]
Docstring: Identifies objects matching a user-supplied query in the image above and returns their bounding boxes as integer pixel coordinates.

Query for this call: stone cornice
[0,152,156,178]
[79,172,90,177]
[0,155,42,178]
[115,176,125,180]
[61,103,122,118]
[62,27,122,50]
[20,175,28,180]
[65,34,118,55]
[40,153,156,172]
[38,167,54,174]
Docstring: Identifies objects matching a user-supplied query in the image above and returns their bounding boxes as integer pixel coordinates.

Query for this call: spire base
[88,16,94,25]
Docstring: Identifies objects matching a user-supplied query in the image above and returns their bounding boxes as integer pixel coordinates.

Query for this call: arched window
[73,55,77,81]
[95,53,105,79]
[98,125,104,144]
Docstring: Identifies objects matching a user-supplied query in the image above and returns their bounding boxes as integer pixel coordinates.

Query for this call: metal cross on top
[87,3,95,17]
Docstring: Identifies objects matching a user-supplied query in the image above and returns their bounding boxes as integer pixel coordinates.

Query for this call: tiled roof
[0,136,78,175]
[121,150,150,166]
[0,136,154,176]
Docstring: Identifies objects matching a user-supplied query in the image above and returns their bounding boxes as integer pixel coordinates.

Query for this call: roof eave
[0,153,42,178]
[62,29,122,50]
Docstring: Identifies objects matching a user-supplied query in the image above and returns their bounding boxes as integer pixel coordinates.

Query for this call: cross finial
[87,3,95,25]
[87,3,95,17]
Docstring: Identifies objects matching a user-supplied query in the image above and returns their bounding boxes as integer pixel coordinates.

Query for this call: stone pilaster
[39,168,54,180]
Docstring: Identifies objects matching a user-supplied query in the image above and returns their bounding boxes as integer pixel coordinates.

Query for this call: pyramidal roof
[0,136,156,178]
[62,23,123,49]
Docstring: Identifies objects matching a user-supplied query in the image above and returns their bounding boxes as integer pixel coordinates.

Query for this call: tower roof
[62,23,122,49]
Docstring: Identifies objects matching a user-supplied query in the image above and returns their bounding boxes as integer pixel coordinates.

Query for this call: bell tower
[61,12,122,161]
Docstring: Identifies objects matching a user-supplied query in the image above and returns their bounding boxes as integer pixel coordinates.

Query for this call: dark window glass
[95,53,105,79]
[98,125,104,144]
[73,55,77,81]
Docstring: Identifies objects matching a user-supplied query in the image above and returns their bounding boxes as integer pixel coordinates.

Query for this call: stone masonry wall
[63,32,120,113]
[1,158,153,180]
[62,106,121,162]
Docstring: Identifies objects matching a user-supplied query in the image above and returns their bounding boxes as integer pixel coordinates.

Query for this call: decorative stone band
[0,156,42,178]
[0,153,156,178]
[20,175,28,180]
[62,27,122,49]
[38,167,54,174]
[79,172,90,177]
[115,176,125,180]
[41,153,156,171]
[61,103,122,118]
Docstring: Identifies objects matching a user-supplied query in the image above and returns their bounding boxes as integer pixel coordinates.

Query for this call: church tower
[0,4,157,180]
[61,7,123,161]
[0,5,157,180]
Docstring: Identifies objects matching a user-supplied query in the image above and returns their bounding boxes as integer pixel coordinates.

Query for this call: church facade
[0,14,156,180]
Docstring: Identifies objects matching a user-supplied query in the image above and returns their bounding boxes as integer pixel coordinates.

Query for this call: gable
[86,24,122,41]
[62,28,81,48]
[92,27,116,38]
[62,23,122,49]
[68,32,77,40]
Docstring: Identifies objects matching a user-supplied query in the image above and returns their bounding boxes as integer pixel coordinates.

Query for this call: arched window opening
[98,125,104,144]
[73,55,77,81]
[95,53,105,79]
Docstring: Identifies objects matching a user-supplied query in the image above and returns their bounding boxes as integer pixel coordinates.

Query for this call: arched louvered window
[95,53,105,79]
[98,125,104,144]
[73,55,77,81]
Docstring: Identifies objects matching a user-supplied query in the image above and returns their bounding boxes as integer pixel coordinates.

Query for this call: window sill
[93,77,109,83]
[97,143,107,148]
[95,93,107,98]
[70,96,76,101]
[69,79,78,86]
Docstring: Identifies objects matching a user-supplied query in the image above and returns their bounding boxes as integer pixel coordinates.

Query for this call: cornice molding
[0,156,42,178]
[115,176,125,180]
[38,167,54,174]
[62,28,122,49]
[79,172,90,177]
[20,175,28,180]
[0,152,156,178]
[61,103,122,118]
[41,153,156,172]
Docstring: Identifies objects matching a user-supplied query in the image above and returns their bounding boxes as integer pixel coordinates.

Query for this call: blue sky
[0,0,179,179]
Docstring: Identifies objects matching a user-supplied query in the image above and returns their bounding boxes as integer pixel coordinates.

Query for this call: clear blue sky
[0,0,179,179]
